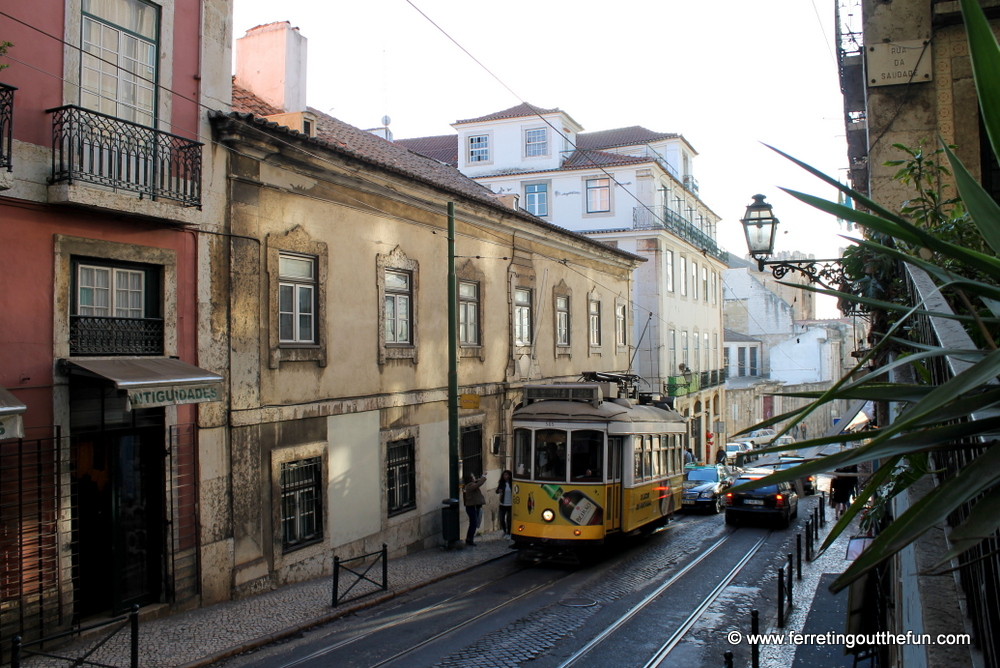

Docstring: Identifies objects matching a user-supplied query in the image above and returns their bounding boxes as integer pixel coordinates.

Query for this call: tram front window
[535,429,567,481]
[571,430,604,481]
[513,429,532,478]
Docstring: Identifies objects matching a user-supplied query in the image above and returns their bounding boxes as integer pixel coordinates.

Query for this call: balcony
[683,174,699,195]
[632,205,728,262]
[70,316,164,356]
[0,83,14,173]
[48,105,202,207]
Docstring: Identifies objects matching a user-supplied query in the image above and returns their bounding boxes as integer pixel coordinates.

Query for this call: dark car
[681,465,734,514]
[777,457,815,495]
[725,472,799,528]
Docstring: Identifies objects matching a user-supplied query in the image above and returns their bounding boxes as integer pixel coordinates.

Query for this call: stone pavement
[16,533,515,668]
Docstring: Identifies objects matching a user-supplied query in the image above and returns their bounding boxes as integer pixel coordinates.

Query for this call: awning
[65,358,224,409]
[0,385,27,439]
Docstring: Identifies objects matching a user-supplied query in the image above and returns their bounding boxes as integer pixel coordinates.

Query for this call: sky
[233,0,855,317]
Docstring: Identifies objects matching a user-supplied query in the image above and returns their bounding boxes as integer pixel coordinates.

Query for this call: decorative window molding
[584,177,612,215]
[553,280,572,356]
[377,246,419,365]
[270,442,327,569]
[456,259,486,361]
[466,132,493,166]
[523,180,550,217]
[523,127,548,158]
[588,289,602,355]
[266,226,328,368]
[615,298,627,351]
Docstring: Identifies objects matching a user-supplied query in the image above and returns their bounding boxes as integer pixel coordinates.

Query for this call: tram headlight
[541,509,555,522]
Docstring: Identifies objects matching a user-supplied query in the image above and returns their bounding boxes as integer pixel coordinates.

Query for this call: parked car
[732,428,777,449]
[724,442,751,466]
[772,435,798,454]
[725,470,799,528]
[681,465,736,514]
[777,456,815,495]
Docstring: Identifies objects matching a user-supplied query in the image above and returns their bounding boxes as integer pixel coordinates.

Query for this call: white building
[399,103,728,460]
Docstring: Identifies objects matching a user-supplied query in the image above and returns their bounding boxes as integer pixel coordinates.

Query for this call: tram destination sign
[128,383,222,408]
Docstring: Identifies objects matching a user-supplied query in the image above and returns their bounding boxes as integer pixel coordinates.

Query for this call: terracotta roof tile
[394,135,458,166]
[560,150,651,169]
[454,102,560,125]
[232,80,283,117]
[577,126,679,150]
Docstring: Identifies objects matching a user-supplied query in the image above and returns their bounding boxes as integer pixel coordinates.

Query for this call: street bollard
[11,636,20,668]
[777,567,785,628]
[723,650,734,668]
[796,534,802,580]
[751,609,760,668]
[805,519,812,561]
[382,543,389,592]
[787,554,794,610]
[130,604,139,668]
[820,492,826,525]
[332,555,341,607]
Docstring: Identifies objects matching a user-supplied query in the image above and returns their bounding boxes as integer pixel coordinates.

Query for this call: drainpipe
[443,202,460,545]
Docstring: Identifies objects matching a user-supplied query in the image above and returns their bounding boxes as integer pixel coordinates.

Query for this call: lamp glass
[740,195,779,257]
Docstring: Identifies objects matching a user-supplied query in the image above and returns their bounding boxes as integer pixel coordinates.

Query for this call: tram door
[605,437,623,531]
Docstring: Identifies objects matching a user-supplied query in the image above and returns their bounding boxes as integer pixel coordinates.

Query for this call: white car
[732,428,777,449]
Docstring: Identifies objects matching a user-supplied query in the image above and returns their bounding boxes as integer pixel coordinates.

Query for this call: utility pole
[442,201,460,545]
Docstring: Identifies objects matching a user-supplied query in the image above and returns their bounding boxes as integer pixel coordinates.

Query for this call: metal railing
[332,544,388,607]
[632,205,728,262]
[683,174,699,195]
[0,83,15,172]
[10,605,139,668]
[69,315,164,356]
[48,105,202,206]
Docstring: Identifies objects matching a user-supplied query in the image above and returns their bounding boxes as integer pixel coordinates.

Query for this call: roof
[222,86,645,265]
[394,134,458,166]
[724,328,762,343]
[454,102,562,125]
[577,126,680,150]
[560,150,651,170]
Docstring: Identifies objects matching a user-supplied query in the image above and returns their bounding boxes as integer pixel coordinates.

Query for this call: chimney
[235,22,307,113]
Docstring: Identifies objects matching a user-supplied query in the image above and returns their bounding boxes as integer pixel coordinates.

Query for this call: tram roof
[513,399,685,424]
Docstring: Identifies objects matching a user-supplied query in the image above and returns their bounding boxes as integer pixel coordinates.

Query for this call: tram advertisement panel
[512,481,606,540]
[623,477,680,532]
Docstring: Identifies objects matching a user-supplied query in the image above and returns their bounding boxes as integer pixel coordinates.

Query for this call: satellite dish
[381,115,391,127]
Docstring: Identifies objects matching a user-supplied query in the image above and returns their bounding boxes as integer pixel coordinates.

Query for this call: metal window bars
[0,84,15,172]
[69,315,164,356]
[48,105,202,207]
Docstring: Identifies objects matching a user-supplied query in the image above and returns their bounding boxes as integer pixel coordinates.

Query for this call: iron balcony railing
[683,174,699,195]
[48,105,202,207]
[632,205,728,262]
[69,315,164,356]
[0,83,15,172]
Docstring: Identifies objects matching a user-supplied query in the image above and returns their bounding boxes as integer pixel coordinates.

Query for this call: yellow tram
[510,380,687,558]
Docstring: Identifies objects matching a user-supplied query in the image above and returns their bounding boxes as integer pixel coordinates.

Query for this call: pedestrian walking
[830,469,857,518]
[463,471,487,546]
[684,448,695,466]
[715,447,726,465]
[496,470,513,539]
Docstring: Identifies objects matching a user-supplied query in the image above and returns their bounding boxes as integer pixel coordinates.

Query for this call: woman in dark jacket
[463,471,487,546]
[496,470,513,539]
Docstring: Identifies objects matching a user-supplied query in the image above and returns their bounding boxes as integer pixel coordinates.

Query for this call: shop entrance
[70,380,165,617]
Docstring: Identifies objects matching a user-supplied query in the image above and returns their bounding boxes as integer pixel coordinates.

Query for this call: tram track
[557,528,772,668]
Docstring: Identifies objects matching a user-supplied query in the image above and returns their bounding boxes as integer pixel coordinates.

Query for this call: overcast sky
[233,0,856,317]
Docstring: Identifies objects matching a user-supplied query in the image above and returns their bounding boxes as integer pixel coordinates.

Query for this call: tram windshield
[513,428,604,482]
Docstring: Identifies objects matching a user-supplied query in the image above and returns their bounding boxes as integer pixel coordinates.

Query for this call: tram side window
[514,428,532,478]
[608,437,622,480]
[535,429,568,481]
[633,437,643,482]
[571,430,603,480]
[644,436,653,480]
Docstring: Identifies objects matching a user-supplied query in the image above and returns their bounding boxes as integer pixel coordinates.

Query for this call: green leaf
[938,484,1000,563]
[943,141,1000,256]
[962,0,1000,161]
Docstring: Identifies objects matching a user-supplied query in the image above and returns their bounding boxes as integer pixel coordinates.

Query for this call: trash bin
[441,498,460,542]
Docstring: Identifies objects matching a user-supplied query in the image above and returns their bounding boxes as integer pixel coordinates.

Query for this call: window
[680,257,687,296]
[468,134,489,163]
[514,288,532,346]
[513,428,532,478]
[669,329,677,374]
[711,271,717,304]
[665,250,674,292]
[535,429,567,481]
[81,0,159,126]
[750,347,759,376]
[278,254,316,344]
[691,261,699,300]
[385,270,412,344]
[280,457,322,551]
[525,128,547,157]
[461,425,483,478]
[387,438,416,515]
[586,178,611,213]
[556,295,570,346]
[738,346,747,376]
[702,267,709,301]
[458,281,479,346]
[525,183,548,216]
[704,333,710,371]
[571,430,604,480]
[693,332,700,372]
[682,331,690,369]
[77,264,145,317]
[589,299,601,346]
[713,334,719,371]
[615,303,627,347]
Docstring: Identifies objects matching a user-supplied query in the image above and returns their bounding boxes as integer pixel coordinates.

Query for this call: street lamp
[738,194,851,292]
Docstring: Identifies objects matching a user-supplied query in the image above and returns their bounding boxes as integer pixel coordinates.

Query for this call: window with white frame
[665,250,674,292]
[711,271,717,304]
[81,0,159,126]
[713,333,719,371]
[385,270,412,344]
[691,261,699,300]
[77,263,146,318]
[586,178,611,213]
[589,299,602,346]
[615,303,627,347]
[702,267,709,301]
[669,329,677,373]
[468,134,489,163]
[525,128,547,157]
[704,333,710,370]
[278,254,316,344]
[458,281,479,346]
[693,331,700,372]
[682,331,689,369]
[525,183,548,217]
[514,288,532,346]
[386,438,416,515]
[555,295,570,347]
[679,257,687,296]
[280,457,323,551]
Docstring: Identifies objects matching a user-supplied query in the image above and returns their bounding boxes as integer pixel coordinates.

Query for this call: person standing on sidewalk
[496,470,513,539]
[463,471,487,546]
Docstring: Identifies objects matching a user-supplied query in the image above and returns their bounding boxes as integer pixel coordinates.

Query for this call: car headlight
[700,491,715,499]
[541,509,555,522]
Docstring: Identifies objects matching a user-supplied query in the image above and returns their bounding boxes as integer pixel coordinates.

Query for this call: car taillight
[725,492,733,506]
[775,493,785,508]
